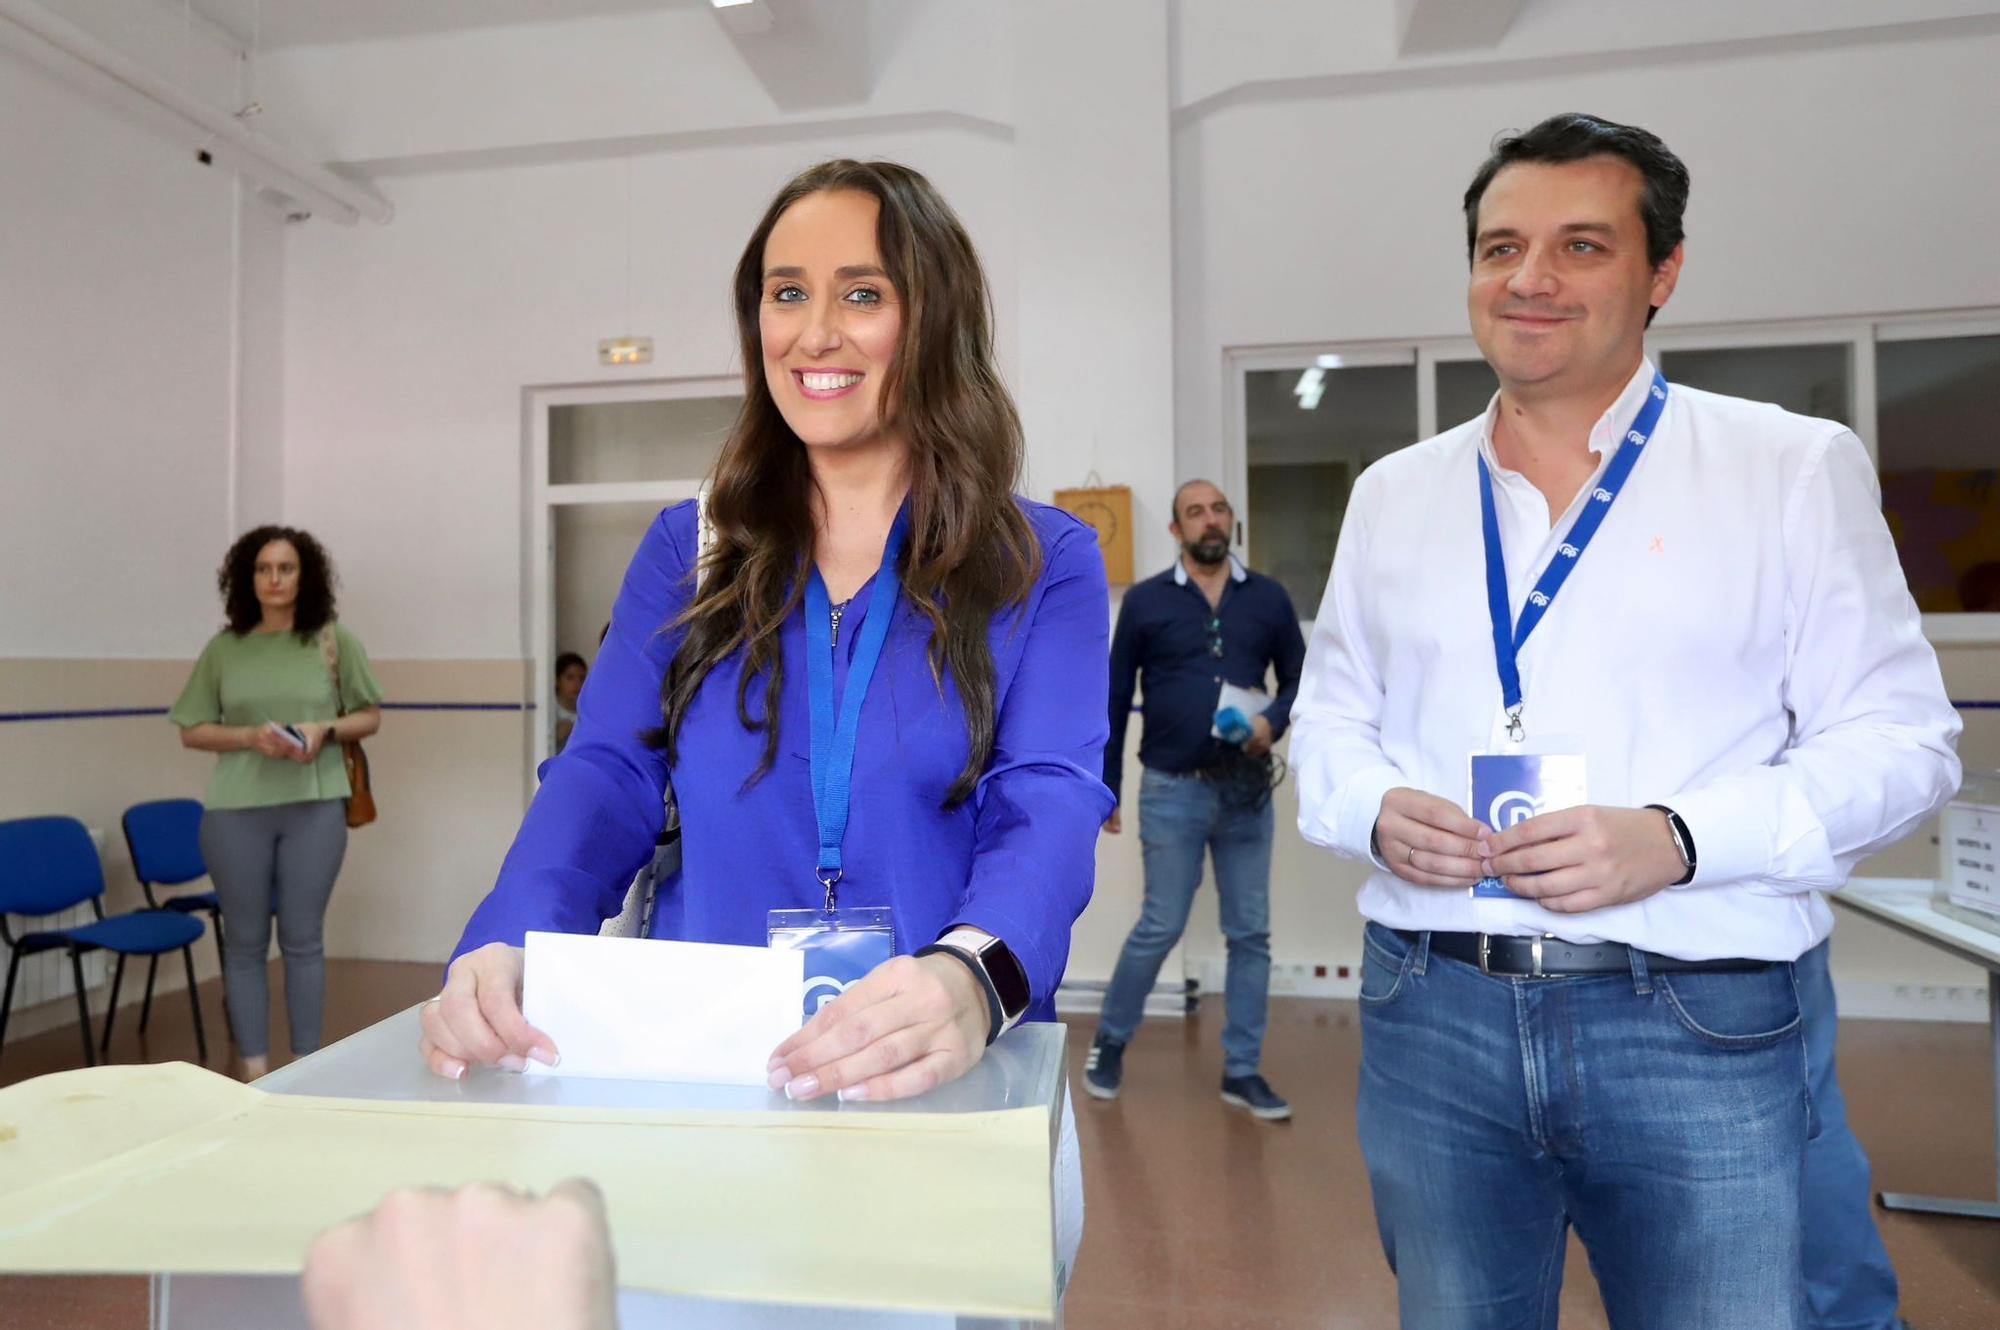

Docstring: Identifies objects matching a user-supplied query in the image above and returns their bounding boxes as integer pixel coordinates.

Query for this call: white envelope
[1211,681,1273,738]
[521,931,804,1087]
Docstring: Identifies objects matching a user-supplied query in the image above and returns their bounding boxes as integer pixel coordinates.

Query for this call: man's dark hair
[555,652,587,678]
[1170,478,1228,525]
[1463,112,1690,313]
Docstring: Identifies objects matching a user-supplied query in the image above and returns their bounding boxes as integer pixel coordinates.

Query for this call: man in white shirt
[1291,112,1961,1330]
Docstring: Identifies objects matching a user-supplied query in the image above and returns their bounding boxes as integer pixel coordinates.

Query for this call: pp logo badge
[802,975,854,1015]
[1528,591,1551,607]
[1592,487,1615,503]
[1488,790,1545,829]
[1558,543,1580,559]
[1626,429,1647,445]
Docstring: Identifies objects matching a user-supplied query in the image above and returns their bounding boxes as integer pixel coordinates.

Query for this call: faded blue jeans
[1797,939,1901,1329]
[1097,766,1273,1078]
[1356,922,1810,1330]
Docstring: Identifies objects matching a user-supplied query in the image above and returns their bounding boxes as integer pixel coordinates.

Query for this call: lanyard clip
[817,867,842,916]
[1505,707,1525,744]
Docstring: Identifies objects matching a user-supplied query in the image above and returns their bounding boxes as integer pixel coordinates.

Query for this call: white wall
[0,45,241,658]
[1173,27,2000,476]
[282,127,1016,659]
[255,2,1011,167]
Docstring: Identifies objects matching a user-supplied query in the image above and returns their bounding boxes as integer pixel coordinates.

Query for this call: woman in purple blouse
[419,160,1112,1120]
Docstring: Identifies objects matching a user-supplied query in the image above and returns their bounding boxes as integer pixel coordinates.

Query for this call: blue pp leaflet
[1468,752,1588,899]
[767,510,908,1023]
[1479,371,1668,743]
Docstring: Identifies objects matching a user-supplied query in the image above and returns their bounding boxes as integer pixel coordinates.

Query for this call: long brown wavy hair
[657,160,1040,807]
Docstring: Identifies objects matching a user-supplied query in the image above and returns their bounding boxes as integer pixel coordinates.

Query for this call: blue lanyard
[803,510,909,910]
[1479,370,1668,741]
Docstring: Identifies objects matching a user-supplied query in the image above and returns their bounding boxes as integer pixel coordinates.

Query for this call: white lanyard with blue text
[1467,371,1667,898]
[767,509,908,1020]
[1479,370,1669,743]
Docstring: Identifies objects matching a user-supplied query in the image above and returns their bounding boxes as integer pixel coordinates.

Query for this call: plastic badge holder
[768,906,896,1023]
[1936,770,2000,939]
[1467,748,1588,899]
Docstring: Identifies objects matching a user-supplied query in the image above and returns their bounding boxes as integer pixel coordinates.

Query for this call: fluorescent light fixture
[1316,353,1346,369]
[1293,367,1326,410]
[710,0,756,7]
[599,336,654,367]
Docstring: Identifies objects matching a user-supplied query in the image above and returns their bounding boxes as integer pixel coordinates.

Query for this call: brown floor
[2,967,1996,1328]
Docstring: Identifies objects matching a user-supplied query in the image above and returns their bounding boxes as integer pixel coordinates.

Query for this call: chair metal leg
[99,954,127,1058]
[182,947,208,1064]
[210,907,233,1047]
[68,949,96,1067]
[139,954,159,1034]
[0,951,20,1074]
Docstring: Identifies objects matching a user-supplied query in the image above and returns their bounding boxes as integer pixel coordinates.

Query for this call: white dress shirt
[1291,358,1963,961]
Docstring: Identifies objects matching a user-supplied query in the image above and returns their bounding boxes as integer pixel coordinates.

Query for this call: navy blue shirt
[1105,557,1306,803]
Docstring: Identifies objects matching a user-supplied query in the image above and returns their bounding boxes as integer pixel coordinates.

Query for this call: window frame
[1225,309,2000,644]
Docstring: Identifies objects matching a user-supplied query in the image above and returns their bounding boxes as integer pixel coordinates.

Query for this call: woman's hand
[251,723,299,761]
[296,721,333,762]
[766,950,990,1104]
[418,943,560,1080]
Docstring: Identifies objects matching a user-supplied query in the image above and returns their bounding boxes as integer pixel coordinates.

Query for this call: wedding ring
[1406,845,1418,865]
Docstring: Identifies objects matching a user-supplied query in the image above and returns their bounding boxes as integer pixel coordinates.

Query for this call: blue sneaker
[1221,1073,1291,1121]
[1083,1036,1124,1100]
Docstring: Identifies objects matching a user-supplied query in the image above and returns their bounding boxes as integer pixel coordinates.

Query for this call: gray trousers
[199,799,347,1058]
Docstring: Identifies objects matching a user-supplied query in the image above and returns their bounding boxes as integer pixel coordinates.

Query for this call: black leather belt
[1400,930,1773,979]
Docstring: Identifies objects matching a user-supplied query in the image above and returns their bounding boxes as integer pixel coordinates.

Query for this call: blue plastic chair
[121,799,226,1042]
[0,815,208,1070]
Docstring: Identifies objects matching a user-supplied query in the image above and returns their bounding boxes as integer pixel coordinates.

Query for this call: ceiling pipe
[0,0,393,226]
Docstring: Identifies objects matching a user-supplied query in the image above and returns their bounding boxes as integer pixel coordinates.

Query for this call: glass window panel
[1656,343,1852,425]
[551,500,661,748]
[1437,358,1500,431]
[1244,362,1416,614]
[550,396,740,485]
[1877,334,2000,612]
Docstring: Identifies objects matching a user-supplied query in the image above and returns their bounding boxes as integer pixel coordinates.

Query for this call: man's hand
[1480,805,1687,913]
[1374,788,1487,889]
[1103,808,1122,835]
[302,1180,616,1330]
[1244,714,1274,758]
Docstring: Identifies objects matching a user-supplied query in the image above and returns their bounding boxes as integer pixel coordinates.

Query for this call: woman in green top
[171,526,384,1079]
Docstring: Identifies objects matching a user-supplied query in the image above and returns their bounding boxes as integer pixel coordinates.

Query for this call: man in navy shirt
[1085,480,1306,1120]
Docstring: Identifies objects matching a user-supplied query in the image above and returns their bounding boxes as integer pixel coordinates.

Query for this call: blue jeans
[1797,940,1901,1329]
[1098,767,1273,1078]
[1356,923,1810,1330]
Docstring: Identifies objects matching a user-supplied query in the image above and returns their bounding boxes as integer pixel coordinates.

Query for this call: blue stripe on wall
[4,701,1996,724]
[0,702,534,723]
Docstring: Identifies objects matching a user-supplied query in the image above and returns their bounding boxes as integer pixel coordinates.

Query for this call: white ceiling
[184,0,703,50]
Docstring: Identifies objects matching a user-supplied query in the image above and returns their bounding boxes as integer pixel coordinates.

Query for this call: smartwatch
[1645,804,1698,886]
[916,927,1032,1045]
